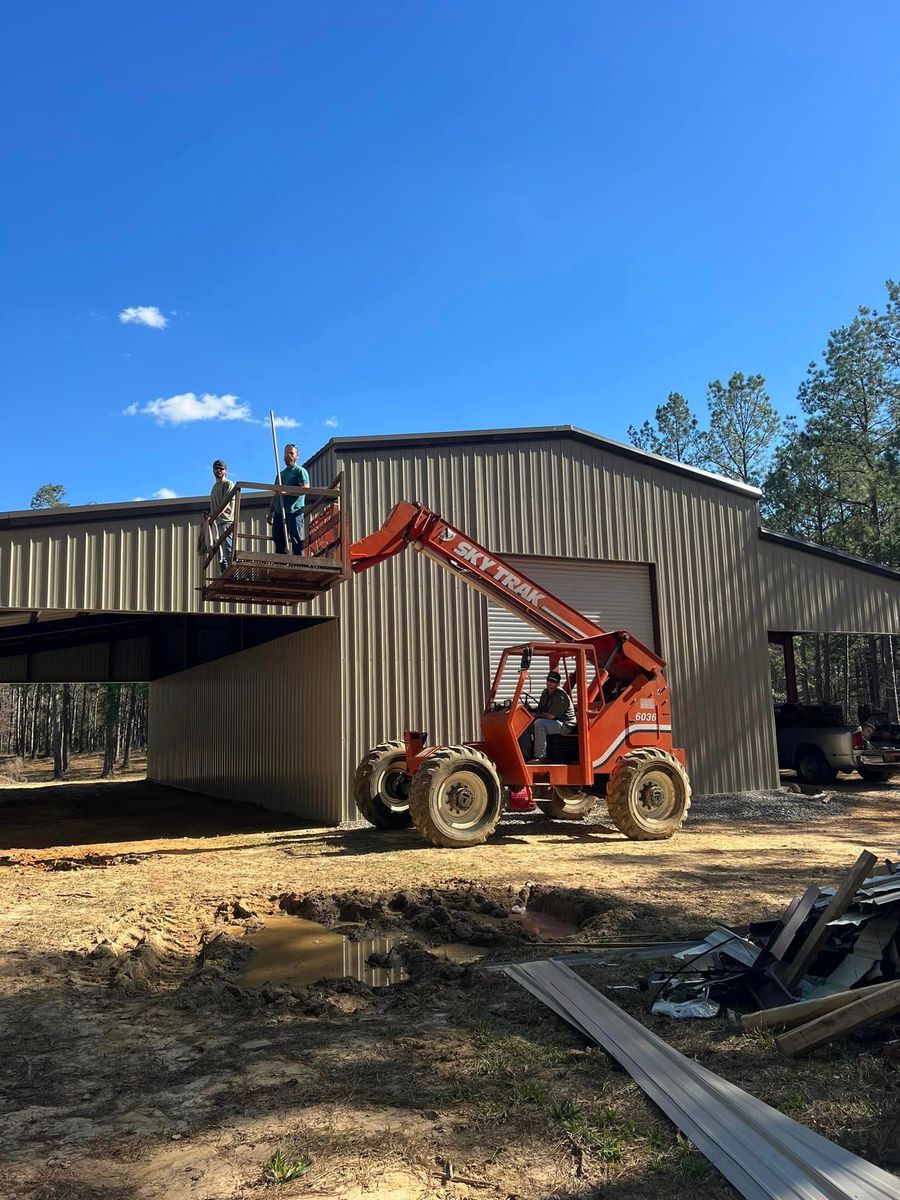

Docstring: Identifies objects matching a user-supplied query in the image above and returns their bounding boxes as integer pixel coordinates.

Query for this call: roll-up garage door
[486,558,656,695]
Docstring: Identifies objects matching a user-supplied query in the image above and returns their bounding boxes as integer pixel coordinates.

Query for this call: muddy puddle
[241,917,486,989]
[505,910,578,940]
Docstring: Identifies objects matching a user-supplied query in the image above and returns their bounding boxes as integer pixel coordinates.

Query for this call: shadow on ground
[0,779,308,851]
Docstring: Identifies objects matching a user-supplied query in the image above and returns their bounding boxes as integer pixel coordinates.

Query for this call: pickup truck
[774,703,900,785]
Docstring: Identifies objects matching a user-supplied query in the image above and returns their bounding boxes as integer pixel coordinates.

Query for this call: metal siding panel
[0,654,28,682]
[29,642,111,682]
[148,620,342,822]
[339,439,778,797]
[759,540,900,634]
[0,502,334,620]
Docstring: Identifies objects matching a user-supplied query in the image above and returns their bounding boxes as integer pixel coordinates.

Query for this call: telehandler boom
[350,501,690,848]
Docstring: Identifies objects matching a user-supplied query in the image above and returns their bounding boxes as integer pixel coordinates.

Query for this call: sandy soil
[1,761,898,1199]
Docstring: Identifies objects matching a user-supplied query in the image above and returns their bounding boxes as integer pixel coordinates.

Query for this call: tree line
[0,683,148,778]
[629,279,900,721]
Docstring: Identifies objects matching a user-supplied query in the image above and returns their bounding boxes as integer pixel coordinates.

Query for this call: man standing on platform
[209,459,235,573]
[266,442,309,555]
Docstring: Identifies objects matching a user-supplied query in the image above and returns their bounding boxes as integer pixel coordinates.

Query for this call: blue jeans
[214,521,233,570]
[533,718,564,760]
[273,509,304,556]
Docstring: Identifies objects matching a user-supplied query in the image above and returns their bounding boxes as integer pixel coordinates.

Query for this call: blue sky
[2,2,899,509]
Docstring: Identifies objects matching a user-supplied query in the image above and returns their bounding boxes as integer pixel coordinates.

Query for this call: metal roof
[306,424,763,500]
[0,491,269,529]
[760,528,900,584]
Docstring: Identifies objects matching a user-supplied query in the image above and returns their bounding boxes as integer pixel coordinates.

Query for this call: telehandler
[350,501,691,849]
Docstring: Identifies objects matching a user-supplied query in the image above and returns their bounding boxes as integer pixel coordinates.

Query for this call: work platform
[199,476,349,605]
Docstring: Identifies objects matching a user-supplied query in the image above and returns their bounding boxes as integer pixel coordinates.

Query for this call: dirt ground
[1,756,899,1200]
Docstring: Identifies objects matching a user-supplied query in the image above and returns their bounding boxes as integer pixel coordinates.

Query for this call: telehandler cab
[350,501,691,849]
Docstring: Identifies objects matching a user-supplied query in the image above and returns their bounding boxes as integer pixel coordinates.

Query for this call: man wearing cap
[528,671,577,763]
[209,459,235,573]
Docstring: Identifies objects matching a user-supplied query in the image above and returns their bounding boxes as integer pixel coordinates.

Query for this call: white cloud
[124,392,252,425]
[132,487,178,501]
[323,416,339,428]
[122,395,300,430]
[119,305,168,330]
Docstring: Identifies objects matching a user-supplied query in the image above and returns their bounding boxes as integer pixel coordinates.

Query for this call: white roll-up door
[486,558,656,695]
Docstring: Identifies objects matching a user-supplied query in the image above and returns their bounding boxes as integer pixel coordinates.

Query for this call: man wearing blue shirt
[267,443,309,556]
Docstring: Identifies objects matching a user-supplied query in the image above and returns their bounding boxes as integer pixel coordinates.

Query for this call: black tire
[605,749,691,841]
[408,745,504,848]
[794,746,838,786]
[353,740,413,829]
[857,764,893,783]
[541,788,597,819]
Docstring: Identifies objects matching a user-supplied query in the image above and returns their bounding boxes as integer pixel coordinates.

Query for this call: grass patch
[263,1148,312,1183]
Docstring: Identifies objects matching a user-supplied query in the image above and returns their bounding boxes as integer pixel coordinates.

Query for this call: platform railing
[198,473,349,602]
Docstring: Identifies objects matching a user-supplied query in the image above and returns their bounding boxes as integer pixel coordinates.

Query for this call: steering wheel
[520,692,538,712]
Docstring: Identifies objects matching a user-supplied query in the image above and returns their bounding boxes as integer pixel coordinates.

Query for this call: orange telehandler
[349,501,691,849]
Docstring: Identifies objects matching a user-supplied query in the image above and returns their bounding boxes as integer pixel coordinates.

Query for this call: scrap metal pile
[648,849,900,1055]
[503,850,900,1200]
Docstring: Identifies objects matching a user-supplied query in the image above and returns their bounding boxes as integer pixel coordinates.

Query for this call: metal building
[1,425,898,822]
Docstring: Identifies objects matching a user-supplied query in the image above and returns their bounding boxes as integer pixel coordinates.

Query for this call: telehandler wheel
[542,788,597,819]
[353,740,413,830]
[605,749,691,840]
[408,746,504,848]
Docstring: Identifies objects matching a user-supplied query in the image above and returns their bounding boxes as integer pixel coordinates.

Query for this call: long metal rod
[269,410,290,552]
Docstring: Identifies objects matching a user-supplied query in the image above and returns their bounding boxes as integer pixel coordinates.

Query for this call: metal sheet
[148,619,342,822]
[0,497,334,621]
[506,960,900,1200]
[759,537,900,635]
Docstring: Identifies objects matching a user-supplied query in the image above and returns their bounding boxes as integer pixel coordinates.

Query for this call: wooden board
[743,979,898,1032]
[777,979,900,1057]
[768,885,821,961]
[781,851,877,990]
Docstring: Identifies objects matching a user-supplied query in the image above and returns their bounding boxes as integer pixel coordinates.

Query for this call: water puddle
[241,917,486,989]
[512,910,578,941]
[472,910,579,941]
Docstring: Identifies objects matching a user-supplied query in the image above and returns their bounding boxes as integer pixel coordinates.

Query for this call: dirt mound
[277,881,613,945]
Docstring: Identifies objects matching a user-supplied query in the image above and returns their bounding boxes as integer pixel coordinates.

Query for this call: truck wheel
[858,764,892,784]
[408,746,504,848]
[542,788,597,819]
[605,749,691,840]
[794,746,838,786]
[353,740,413,829]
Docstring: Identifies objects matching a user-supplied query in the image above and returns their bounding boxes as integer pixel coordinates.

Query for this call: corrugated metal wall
[0,501,334,619]
[759,539,900,634]
[0,636,151,682]
[148,620,342,821]
[335,438,779,798]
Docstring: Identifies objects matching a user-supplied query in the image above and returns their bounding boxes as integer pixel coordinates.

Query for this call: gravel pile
[688,787,858,824]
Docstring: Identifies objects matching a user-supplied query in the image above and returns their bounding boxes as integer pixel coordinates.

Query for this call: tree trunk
[121,685,138,769]
[844,635,851,724]
[865,637,881,708]
[61,684,72,773]
[51,687,64,779]
[101,686,121,778]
